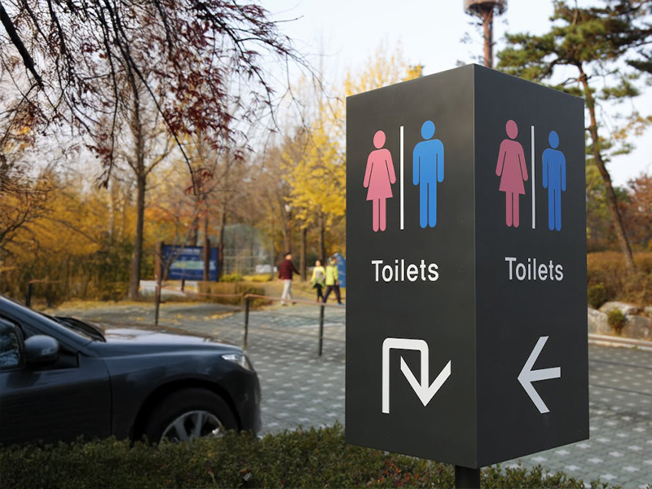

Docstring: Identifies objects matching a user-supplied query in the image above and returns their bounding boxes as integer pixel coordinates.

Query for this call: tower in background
[464,0,507,68]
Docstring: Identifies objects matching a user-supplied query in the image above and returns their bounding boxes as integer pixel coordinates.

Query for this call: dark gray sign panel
[345,64,588,468]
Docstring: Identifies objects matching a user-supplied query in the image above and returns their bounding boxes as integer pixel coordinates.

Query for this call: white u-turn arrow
[382,337,452,414]
[518,336,561,414]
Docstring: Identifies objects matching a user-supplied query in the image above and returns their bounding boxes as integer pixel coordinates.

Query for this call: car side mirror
[24,335,60,367]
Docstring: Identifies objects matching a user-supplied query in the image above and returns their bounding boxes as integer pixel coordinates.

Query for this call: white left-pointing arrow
[518,336,561,414]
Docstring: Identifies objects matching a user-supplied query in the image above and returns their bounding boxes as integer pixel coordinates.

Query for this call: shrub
[607,309,626,335]
[197,282,265,306]
[622,272,652,306]
[97,281,128,302]
[587,252,652,306]
[242,274,273,283]
[220,273,243,283]
[587,252,622,304]
[0,425,611,489]
[237,283,269,307]
[587,283,608,309]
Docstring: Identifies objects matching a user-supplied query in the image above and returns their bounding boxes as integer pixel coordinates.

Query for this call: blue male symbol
[542,130,566,231]
[413,120,444,228]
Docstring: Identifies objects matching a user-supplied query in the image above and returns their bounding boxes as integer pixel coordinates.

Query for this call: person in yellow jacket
[322,257,342,304]
[311,260,326,302]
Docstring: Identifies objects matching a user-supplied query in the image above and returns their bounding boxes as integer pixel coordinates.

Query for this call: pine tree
[497,0,648,271]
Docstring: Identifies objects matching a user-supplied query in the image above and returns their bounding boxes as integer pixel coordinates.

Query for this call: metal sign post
[455,465,480,488]
[346,64,588,472]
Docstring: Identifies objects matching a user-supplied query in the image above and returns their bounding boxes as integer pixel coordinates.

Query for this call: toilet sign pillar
[345,64,588,468]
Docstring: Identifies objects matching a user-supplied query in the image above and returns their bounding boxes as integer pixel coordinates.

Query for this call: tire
[144,388,237,444]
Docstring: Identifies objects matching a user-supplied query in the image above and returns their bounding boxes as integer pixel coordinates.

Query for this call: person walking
[322,257,342,305]
[278,252,299,305]
[311,260,326,302]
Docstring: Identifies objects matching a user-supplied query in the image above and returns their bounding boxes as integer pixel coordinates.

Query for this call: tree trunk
[108,178,117,238]
[284,209,291,253]
[190,209,199,246]
[217,206,227,278]
[318,212,326,262]
[300,226,307,281]
[121,183,130,241]
[190,183,201,246]
[579,66,636,272]
[128,174,146,299]
[269,210,276,280]
[128,90,146,300]
[203,212,210,282]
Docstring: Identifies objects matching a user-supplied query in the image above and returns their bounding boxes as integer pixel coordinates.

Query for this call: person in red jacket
[278,252,299,305]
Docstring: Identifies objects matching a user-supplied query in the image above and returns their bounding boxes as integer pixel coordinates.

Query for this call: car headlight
[221,352,252,371]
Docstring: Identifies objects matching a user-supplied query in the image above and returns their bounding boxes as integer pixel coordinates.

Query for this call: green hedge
[0,425,612,489]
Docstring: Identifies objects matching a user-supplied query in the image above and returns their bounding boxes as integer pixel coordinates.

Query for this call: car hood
[89,322,239,355]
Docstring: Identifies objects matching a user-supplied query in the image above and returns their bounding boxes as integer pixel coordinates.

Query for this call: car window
[0,319,22,370]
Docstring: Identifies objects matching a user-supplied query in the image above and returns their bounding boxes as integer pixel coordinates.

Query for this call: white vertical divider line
[400,126,405,231]
[531,125,536,230]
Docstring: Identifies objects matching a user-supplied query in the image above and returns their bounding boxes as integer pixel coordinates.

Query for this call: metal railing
[154,284,344,356]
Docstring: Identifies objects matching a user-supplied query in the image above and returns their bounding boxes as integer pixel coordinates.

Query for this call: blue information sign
[162,245,218,281]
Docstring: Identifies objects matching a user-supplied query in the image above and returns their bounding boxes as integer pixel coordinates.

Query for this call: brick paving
[512,347,652,489]
[60,301,652,489]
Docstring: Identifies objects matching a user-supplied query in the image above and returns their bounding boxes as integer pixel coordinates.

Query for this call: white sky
[266,0,652,187]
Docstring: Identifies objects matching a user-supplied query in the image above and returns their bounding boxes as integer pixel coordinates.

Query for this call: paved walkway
[59,302,652,489]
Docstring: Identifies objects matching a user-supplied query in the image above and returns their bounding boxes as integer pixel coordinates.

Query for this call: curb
[588,333,652,352]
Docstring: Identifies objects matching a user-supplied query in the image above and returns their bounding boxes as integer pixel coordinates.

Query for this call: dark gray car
[0,295,261,445]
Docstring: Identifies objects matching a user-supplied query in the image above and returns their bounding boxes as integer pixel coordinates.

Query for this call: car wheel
[144,388,237,444]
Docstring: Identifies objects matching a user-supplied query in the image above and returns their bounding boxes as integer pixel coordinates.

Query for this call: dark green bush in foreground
[0,425,613,489]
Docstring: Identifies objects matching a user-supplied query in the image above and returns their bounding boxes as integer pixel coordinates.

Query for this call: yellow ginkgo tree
[283,119,345,263]
[283,42,422,263]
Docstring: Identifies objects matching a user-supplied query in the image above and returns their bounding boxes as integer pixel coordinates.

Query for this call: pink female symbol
[496,120,528,228]
[363,130,396,232]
